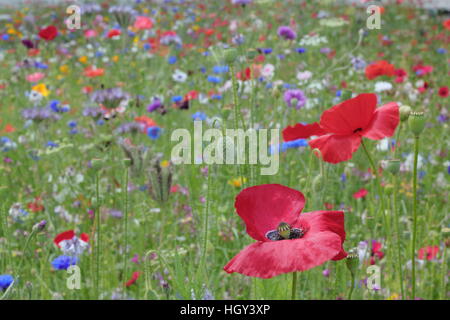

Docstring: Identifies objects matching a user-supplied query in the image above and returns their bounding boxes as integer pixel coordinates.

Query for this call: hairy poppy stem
[123,167,129,291]
[95,171,101,298]
[392,175,405,299]
[291,272,297,300]
[347,273,355,300]
[411,135,420,299]
[361,139,387,236]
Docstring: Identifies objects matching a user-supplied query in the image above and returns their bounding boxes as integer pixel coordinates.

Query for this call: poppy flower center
[265,222,305,241]
[353,127,363,134]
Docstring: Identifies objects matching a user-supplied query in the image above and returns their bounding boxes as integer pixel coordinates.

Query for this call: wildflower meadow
[0,0,448,303]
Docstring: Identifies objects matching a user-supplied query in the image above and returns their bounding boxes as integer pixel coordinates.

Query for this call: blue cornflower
[168,56,177,64]
[261,48,272,54]
[296,48,307,53]
[51,255,77,270]
[207,76,222,84]
[0,274,13,290]
[437,48,446,54]
[46,141,59,149]
[192,112,207,121]
[172,95,183,103]
[143,43,151,50]
[34,62,48,69]
[282,139,308,151]
[269,139,308,154]
[2,34,10,41]
[147,126,162,140]
[212,65,229,74]
[68,120,77,128]
[336,90,342,97]
[211,94,222,100]
[49,100,60,112]
[341,173,347,183]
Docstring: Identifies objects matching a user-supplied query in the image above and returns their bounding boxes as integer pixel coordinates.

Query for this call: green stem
[361,139,387,236]
[411,135,420,299]
[123,167,129,289]
[291,272,297,300]
[201,165,212,263]
[347,274,355,300]
[95,172,101,298]
[392,175,405,299]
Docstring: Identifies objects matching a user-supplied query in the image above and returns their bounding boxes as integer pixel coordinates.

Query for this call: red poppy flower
[412,64,433,76]
[438,86,449,98]
[282,122,326,142]
[223,184,347,279]
[125,271,141,287]
[27,197,44,212]
[184,90,198,101]
[3,123,16,133]
[370,240,384,265]
[38,25,58,41]
[84,66,105,78]
[443,19,450,31]
[54,230,89,248]
[418,245,439,261]
[107,29,121,38]
[308,93,399,164]
[236,67,252,81]
[135,115,158,132]
[353,188,368,199]
[365,60,395,80]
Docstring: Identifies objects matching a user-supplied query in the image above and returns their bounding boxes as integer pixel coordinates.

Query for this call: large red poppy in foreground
[224,184,346,279]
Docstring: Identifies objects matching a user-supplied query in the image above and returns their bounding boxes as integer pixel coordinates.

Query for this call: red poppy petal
[320,93,377,135]
[282,122,326,141]
[54,230,75,247]
[297,210,347,260]
[235,184,305,242]
[308,133,361,164]
[362,102,399,140]
[224,232,342,278]
[80,233,89,243]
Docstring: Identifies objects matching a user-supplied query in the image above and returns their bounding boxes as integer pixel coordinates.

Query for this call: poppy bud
[399,105,412,122]
[148,158,173,202]
[224,48,238,64]
[345,249,359,277]
[408,111,425,136]
[383,159,400,175]
[272,87,281,99]
[90,158,104,171]
[277,222,291,239]
[384,184,394,196]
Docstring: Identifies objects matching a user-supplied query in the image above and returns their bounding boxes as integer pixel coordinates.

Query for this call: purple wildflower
[283,89,307,109]
[277,26,296,40]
